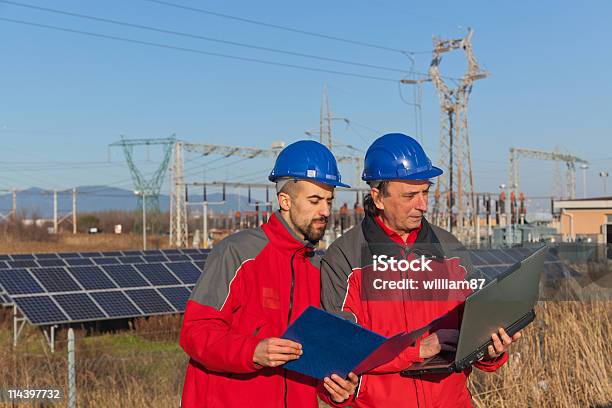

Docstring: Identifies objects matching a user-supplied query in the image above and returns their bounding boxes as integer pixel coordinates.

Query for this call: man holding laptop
[320,133,522,407]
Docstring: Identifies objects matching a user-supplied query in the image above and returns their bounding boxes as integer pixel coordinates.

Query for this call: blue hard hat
[269,140,351,188]
[362,133,443,181]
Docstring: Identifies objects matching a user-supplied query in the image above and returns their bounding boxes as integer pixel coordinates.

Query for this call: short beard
[291,214,329,244]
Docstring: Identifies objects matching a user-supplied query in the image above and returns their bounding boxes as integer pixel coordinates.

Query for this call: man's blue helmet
[269,140,351,188]
[362,133,443,181]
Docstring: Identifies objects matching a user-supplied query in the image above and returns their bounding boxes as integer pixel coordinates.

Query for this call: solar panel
[122,251,143,256]
[188,253,208,262]
[35,253,60,259]
[0,255,12,261]
[165,254,190,262]
[90,291,142,318]
[0,261,9,269]
[101,251,123,257]
[68,266,117,290]
[8,260,38,269]
[125,289,175,314]
[161,249,182,255]
[80,252,103,257]
[118,256,145,264]
[0,269,45,295]
[142,255,168,263]
[65,258,94,266]
[36,259,68,267]
[30,267,82,293]
[12,254,35,260]
[180,248,200,254]
[165,262,202,284]
[57,252,82,259]
[488,249,518,264]
[101,265,150,287]
[158,287,191,311]
[92,257,121,265]
[13,296,68,324]
[53,293,106,321]
[134,263,180,286]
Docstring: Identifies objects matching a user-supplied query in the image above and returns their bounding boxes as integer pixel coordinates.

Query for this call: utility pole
[170,141,187,247]
[72,188,77,234]
[430,28,488,244]
[53,189,58,234]
[600,171,609,195]
[580,164,588,198]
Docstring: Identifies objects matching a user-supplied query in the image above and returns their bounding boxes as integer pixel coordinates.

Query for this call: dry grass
[0,232,170,254]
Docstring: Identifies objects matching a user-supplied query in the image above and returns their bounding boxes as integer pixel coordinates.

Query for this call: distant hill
[0,186,263,218]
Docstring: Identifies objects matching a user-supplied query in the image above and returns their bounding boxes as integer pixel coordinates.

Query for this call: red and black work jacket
[180,212,348,408]
[320,215,507,408]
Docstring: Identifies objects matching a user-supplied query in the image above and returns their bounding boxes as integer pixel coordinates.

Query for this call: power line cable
[142,0,428,55]
[0,17,399,83]
[0,0,411,74]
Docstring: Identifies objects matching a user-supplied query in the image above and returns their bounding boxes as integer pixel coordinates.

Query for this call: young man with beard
[320,133,521,408]
[180,140,358,408]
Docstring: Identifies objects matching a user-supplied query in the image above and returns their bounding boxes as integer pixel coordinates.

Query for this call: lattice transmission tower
[109,135,175,212]
[429,29,488,243]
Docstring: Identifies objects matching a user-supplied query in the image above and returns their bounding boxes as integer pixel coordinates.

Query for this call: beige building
[553,197,612,243]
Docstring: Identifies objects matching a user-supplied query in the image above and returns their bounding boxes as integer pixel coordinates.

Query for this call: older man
[321,133,520,407]
[180,140,358,407]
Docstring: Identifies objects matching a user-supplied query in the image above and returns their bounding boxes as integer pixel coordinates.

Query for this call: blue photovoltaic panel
[90,291,141,318]
[0,261,9,269]
[80,252,102,257]
[101,251,123,257]
[8,260,38,269]
[0,269,45,295]
[92,257,121,265]
[188,253,207,262]
[30,267,82,293]
[144,250,163,255]
[122,251,143,256]
[166,262,202,284]
[159,286,191,311]
[14,296,68,324]
[35,253,60,259]
[118,256,145,264]
[68,266,117,290]
[65,258,94,266]
[181,248,200,254]
[36,259,67,267]
[12,254,35,260]
[0,255,12,261]
[134,263,180,286]
[142,255,167,263]
[53,293,106,321]
[165,254,190,262]
[101,264,150,288]
[57,252,82,259]
[161,249,182,255]
[488,249,517,264]
[125,289,175,314]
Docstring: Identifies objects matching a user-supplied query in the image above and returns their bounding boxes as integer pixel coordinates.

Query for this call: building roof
[553,197,612,210]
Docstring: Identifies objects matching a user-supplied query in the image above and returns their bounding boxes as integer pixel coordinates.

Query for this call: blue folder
[282,306,429,380]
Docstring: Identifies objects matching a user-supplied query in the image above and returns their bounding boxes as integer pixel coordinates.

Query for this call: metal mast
[429,28,488,243]
[170,140,188,247]
[109,135,175,211]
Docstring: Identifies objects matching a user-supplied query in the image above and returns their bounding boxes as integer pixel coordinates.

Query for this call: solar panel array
[0,248,207,325]
[0,245,580,326]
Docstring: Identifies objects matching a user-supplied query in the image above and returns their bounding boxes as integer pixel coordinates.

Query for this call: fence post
[68,328,76,408]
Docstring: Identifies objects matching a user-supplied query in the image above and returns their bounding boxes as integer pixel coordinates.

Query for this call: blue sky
[0,0,610,208]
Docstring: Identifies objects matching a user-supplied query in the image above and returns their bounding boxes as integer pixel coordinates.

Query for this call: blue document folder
[282,306,429,380]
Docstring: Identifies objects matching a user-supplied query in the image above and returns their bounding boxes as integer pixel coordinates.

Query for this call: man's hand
[485,327,521,359]
[253,337,302,368]
[419,329,459,359]
[323,372,359,403]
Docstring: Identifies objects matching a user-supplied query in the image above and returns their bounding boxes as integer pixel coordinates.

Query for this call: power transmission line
[0,17,399,83]
[142,0,424,55]
[0,0,411,74]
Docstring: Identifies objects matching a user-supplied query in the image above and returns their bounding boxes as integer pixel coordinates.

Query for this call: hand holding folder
[281,306,433,380]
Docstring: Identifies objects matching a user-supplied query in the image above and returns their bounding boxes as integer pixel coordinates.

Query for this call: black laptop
[401,245,546,376]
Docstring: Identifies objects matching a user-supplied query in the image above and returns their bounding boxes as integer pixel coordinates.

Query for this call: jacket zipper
[284,248,301,408]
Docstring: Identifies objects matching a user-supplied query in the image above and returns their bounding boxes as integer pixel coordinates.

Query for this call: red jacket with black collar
[180,212,347,408]
[320,215,507,408]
